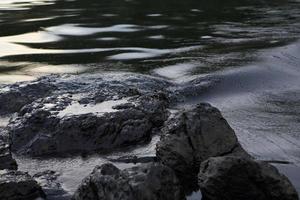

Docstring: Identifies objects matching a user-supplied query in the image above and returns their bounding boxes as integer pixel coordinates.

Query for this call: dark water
[1,0,300,199]
[0,0,300,83]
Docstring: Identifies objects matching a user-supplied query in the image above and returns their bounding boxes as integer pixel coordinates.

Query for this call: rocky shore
[0,73,298,200]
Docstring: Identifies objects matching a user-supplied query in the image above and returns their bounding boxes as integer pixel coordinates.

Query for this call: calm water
[0,0,300,83]
[1,0,300,198]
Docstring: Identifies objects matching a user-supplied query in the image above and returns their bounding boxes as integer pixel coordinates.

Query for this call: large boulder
[156,103,249,187]
[198,156,299,200]
[7,73,171,156]
[0,170,45,200]
[72,163,184,200]
[9,93,168,156]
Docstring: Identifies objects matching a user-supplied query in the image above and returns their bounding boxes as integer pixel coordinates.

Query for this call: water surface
[0,0,300,82]
[1,0,300,199]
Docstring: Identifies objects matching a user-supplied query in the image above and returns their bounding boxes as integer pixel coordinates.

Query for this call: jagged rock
[0,169,45,200]
[9,93,168,156]
[33,170,70,200]
[0,130,17,170]
[7,73,171,156]
[0,77,55,115]
[156,103,249,188]
[0,140,17,170]
[198,156,299,200]
[72,163,184,200]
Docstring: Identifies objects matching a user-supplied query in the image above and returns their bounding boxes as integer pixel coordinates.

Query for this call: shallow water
[0,0,300,82]
[1,0,300,199]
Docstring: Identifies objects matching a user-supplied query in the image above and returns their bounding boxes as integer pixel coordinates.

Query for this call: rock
[0,131,17,170]
[72,163,184,200]
[8,73,171,156]
[108,155,157,164]
[156,103,249,188]
[33,170,70,200]
[0,169,45,200]
[0,140,17,170]
[198,156,299,200]
[0,76,55,115]
[9,93,168,156]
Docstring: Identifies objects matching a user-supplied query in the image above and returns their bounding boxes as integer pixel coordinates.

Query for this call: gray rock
[0,169,45,200]
[0,130,17,170]
[0,76,55,115]
[108,155,157,164]
[72,163,184,200]
[156,103,249,188]
[33,170,70,200]
[7,73,170,156]
[198,156,299,200]
[0,140,17,170]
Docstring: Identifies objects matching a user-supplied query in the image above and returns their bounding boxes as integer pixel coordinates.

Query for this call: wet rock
[172,76,217,102]
[0,140,17,170]
[10,93,168,156]
[0,76,56,115]
[0,131,17,170]
[156,103,249,188]
[109,155,157,164]
[198,156,299,200]
[8,73,171,156]
[72,163,184,200]
[0,169,45,200]
[33,170,70,200]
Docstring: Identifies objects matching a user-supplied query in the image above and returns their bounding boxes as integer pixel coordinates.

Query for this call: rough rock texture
[33,170,70,200]
[0,140,17,170]
[198,156,299,200]
[9,93,168,156]
[0,131,17,170]
[0,77,55,115]
[0,169,45,200]
[72,163,184,200]
[156,103,249,187]
[6,73,171,156]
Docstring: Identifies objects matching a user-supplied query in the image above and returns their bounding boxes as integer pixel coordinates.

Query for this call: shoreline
[0,40,300,199]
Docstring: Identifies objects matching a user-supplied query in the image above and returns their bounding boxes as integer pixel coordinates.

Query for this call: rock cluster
[156,103,249,188]
[0,128,45,200]
[0,73,298,200]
